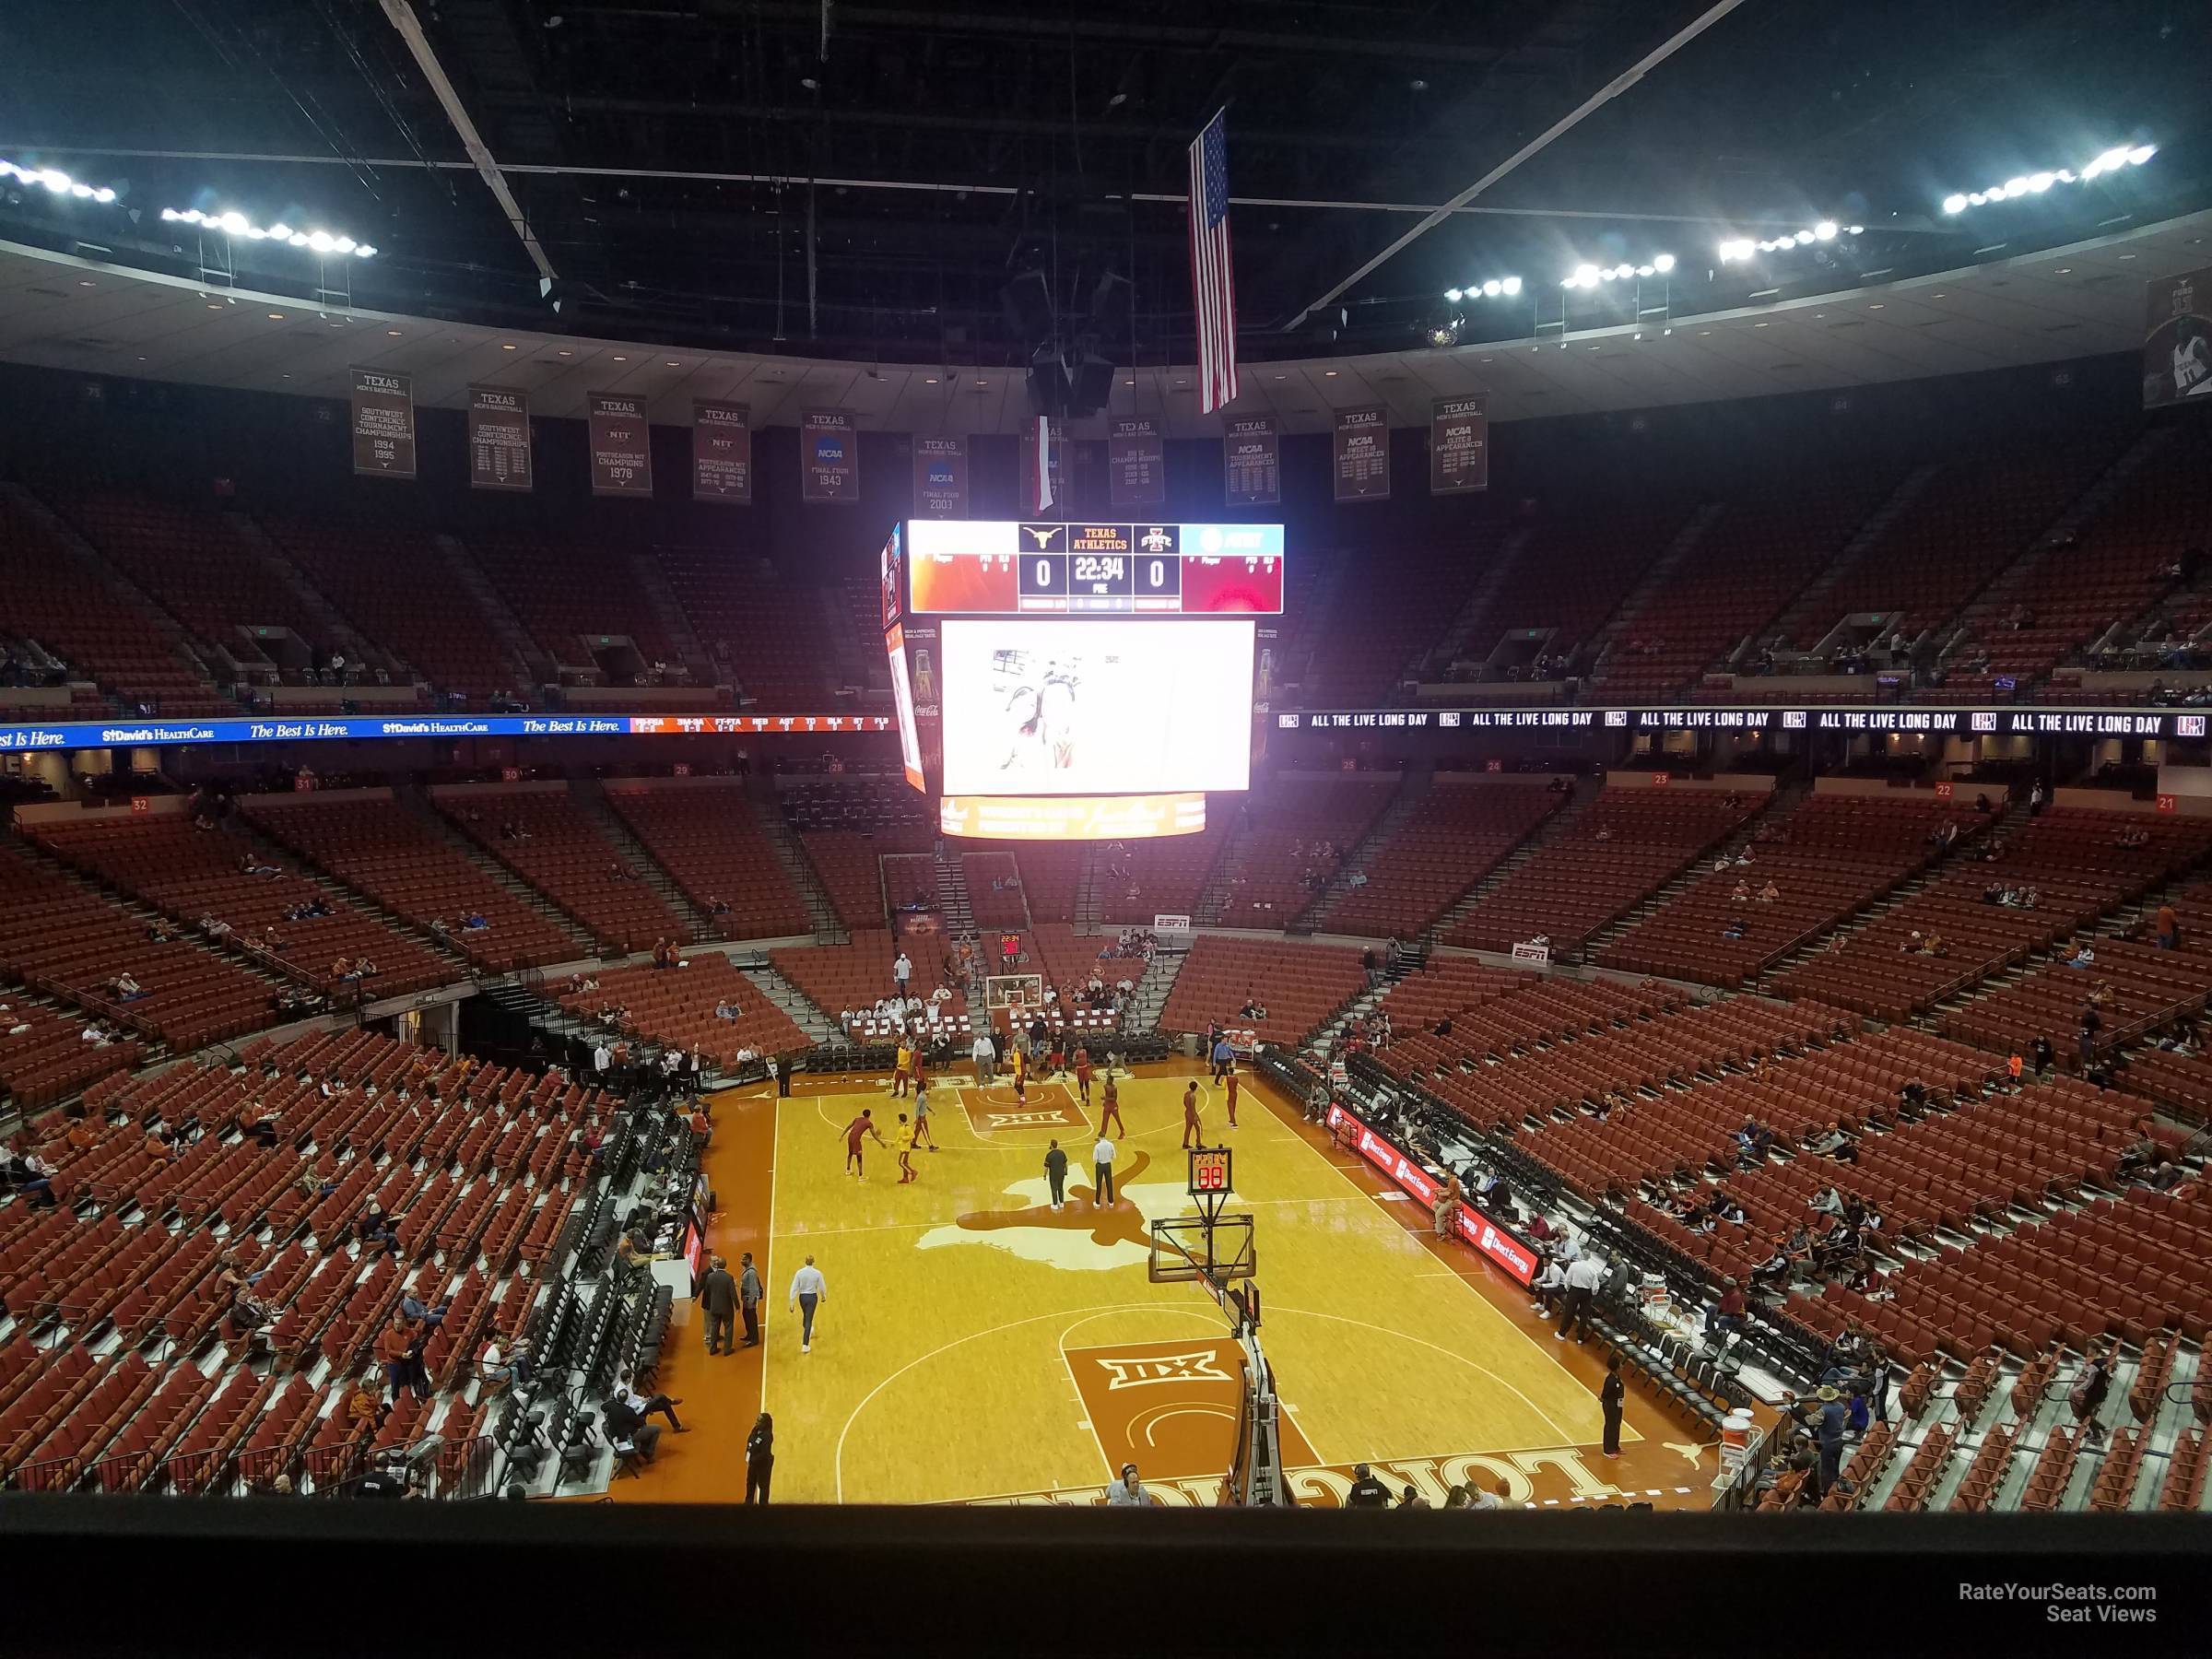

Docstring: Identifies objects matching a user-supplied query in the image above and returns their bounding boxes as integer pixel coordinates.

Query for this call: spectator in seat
[347,1374,384,1434]
[2156,901,2181,950]
[616,1370,687,1433]
[2031,1034,2055,1077]
[601,1394,662,1466]
[1713,1278,1747,1337]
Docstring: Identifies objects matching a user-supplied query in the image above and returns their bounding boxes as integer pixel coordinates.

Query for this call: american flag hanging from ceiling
[1187,110,1240,415]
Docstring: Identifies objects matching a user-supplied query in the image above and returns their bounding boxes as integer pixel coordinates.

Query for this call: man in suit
[698,1255,739,1356]
[738,1252,763,1348]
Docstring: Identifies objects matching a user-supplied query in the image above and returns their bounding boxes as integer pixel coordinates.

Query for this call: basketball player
[1224,1061,1240,1130]
[1011,1041,1029,1103]
[896,1113,918,1184]
[1181,1080,1203,1150]
[1073,1046,1092,1110]
[912,1076,935,1149]
[892,1038,912,1099]
[1097,1071,1126,1137]
[842,1108,887,1179]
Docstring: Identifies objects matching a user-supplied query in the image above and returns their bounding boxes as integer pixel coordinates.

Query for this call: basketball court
[619,1065,1722,1510]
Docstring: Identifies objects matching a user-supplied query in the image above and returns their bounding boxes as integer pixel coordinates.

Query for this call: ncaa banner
[1223,414,1279,506]
[587,394,653,497]
[912,434,967,518]
[801,409,859,503]
[1332,405,1389,501]
[349,366,415,478]
[1430,394,1488,495]
[691,401,751,503]
[465,384,531,492]
[2144,265,2212,407]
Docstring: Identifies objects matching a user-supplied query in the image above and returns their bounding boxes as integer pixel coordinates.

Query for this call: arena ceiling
[0,0,2206,397]
[3,208,2203,434]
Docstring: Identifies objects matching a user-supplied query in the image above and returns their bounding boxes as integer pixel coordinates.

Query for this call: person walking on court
[1223,1062,1239,1129]
[912,1077,935,1149]
[699,1254,739,1356]
[1044,1138,1069,1210]
[738,1252,763,1348]
[893,1039,912,1099]
[1073,1045,1092,1110]
[790,1255,827,1353]
[843,1108,887,1179]
[745,1412,774,1503]
[1181,1080,1204,1149]
[1097,1072,1126,1137]
[1600,1353,1625,1457]
[1557,1251,1605,1342]
[896,1112,919,1184]
[1092,1133,1118,1207]
[1210,1033,1234,1084]
[971,1030,996,1087]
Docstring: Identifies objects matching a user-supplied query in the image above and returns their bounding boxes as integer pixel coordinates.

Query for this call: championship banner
[1332,405,1389,501]
[465,385,531,492]
[801,409,859,503]
[1430,394,1488,495]
[349,367,415,478]
[587,394,653,497]
[2143,265,2212,407]
[691,401,751,503]
[1106,417,1166,509]
[1223,414,1279,506]
[912,435,967,518]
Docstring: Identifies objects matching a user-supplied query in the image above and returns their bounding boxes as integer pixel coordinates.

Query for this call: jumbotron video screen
[883,519,1281,835]
[937,617,1256,796]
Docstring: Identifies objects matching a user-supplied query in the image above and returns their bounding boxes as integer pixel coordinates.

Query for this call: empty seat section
[1320,778,1559,937]
[240,794,585,972]
[1159,936,1367,1047]
[32,814,450,1002]
[1442,786,1760,955]
[602,782,814,941]
[436,787,692,954]
[1597,789,1967,988]
[1207,775,1396,924]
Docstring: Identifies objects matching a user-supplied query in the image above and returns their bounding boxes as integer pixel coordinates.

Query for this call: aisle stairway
[567,778,717,939]
[1296,770,1432,933]
[1423,782,1600,948]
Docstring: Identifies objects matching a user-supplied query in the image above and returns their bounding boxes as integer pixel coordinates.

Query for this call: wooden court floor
[610,1065,1724,1511]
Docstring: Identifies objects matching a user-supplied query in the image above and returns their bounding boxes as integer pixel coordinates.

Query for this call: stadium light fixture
[1562,255,1671,288]
[0,159,116,203]
[159,204,377,257]
[1939,142,2155,213]
[1449,276,1524,301]
[1717,222,1865,263]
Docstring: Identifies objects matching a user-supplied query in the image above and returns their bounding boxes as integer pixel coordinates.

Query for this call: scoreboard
[904,519,1284,617]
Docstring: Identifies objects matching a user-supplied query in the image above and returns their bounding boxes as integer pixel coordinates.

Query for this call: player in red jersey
[1224,1062,1240,1129]
[1097,1072,1125,1136]
[842,1109,887,1179]
[1181,1081,1203,1149]
[1073,1046,1092,1109]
